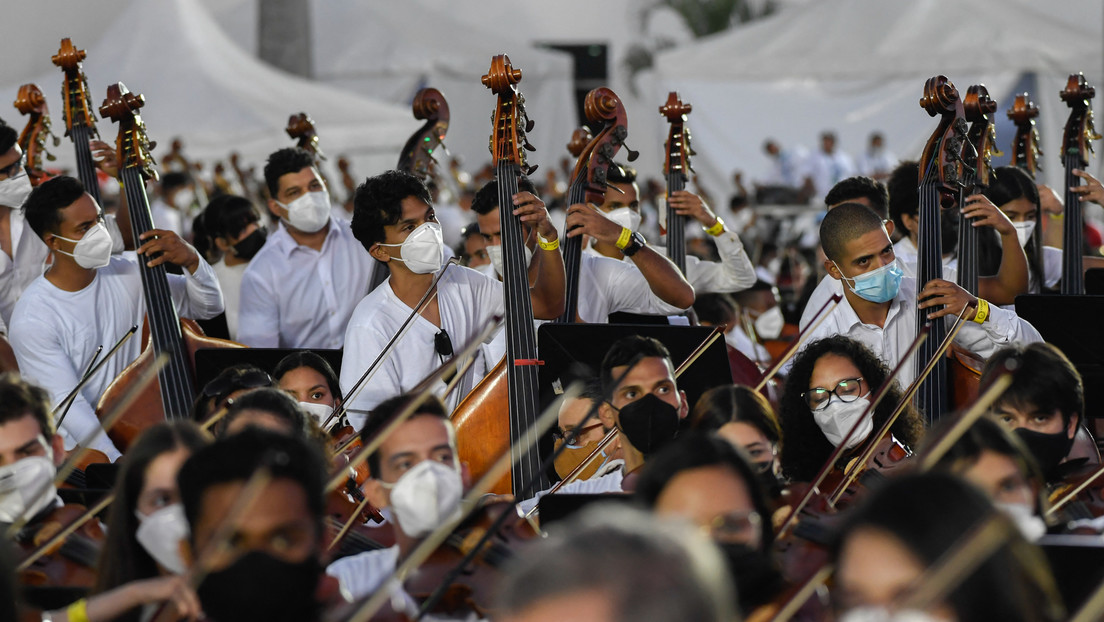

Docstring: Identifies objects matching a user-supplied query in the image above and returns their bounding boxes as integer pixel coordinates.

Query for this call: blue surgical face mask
[834,259,902,303]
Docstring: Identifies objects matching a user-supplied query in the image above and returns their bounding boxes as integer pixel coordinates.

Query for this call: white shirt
[149,198,184,237]
[212,259,248,341]
[517,466,625,515]
[238,219,376,348]
[340,265,502,429]
[1038,245,1063,292]
[9,253,223,460]
[725,325,771,365]
[0,205,49,327]
[858,149,898,179]
[804,150,856,201]
[797,276,1042,387]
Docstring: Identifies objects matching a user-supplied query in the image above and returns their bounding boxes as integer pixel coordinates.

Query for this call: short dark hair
[202,194,260,240]
[471,177,536,216]
[221,387,307,437]
[825,176,888,218]
[691,385,781,447]
[984,166,1045,284]
[0,373,53,437]
[600,335,672,395]
[351,169,432,250]
[981,343,1082,431]
[691,293,736,327]
[359,394,448,476]
[273,351,342,403]
[178,427,328,542]
[191,364,274,422]
[732,280,776,307]
[606,162,637,185]
[160,171,192,193]
[819,201,887,263]
[636,431,774,552]
[0,120,16,155]
[779,336,923,482]
[887,160,920,233]
[23,175,86,239]
[263,147,317,197]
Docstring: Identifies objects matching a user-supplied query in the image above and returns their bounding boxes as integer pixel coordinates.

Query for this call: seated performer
[11,176,223,460]
[340,170,563,425]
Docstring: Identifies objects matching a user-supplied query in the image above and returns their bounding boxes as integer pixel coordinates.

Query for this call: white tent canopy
[0,0,419,181]
[652,0,1104,196]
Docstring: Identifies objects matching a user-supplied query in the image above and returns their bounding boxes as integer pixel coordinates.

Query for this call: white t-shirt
[149,198,184,237]
[517,466,626,515]
[340,265,502,429]
[9,253,223,460]
[0,205,49,326]
[211,259,248,340]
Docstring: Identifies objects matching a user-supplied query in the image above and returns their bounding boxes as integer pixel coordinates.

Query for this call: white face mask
[474,262,498,279]
[379,222,444,275]
[298,401,336,431]
[135,503,189,574]
[995,501,1046,541]
[381,459,463,538]
[53,222,114,269]
[486,243,534,278]
[278,190,331,233]
[812,395,873,450]
[0,455,57,524]
[753,306,785,340]
[604,206,642,233]
[838,606,944,622]
[0,169,32,208]
[171,187,196,212]
[1013,221,1036,248]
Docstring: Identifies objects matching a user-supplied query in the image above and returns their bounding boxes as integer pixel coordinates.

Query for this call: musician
[201,194,266,340]
[824,175,889,219]
[218,387,309,439]
[636,432,784,617]
[0,373,66,528]
[148,171,193,238]
[831,472,1063,621]
[778,336,923,483]
[340,170,563,423]
[552,378,623,482]
[692,293,770,362]
[580,162,756,296]
[798,202,1041,388]
[472,177,693,321]
[802,131,855,202]
[237,147,375,349]
[177,427,342,622]
[0,119,46,329]
[980,342,1088,485]
[325,394,466,607]
[497,505,734,622]
[274,351,344,431]
[857,131,898,182]
[691,385,782,480]
[11,176,223,460]
[457,222,493,276]
[190,364,274,424]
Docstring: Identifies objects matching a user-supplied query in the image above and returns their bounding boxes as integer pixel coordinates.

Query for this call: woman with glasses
[778,335,923,483]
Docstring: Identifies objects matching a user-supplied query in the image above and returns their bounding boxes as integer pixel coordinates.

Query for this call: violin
[1058,74,1100,295]
[452,55,547,497]
[94,84,242,451]
[13,84,59,186]
[659,92,693,276]
[15,503,105,598]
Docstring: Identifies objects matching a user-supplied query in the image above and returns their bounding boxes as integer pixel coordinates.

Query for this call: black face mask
[197,550,323,622]
[718,542,785,614]
[614,393,680,455]
[232,228,267,260]
[1015,427,1073,477]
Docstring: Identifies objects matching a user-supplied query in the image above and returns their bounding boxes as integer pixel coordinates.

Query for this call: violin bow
[775,328,928,540]
[343,384,575,622]
[767,564,835,622]
[523,427,619,520]
[328,259,458,430]
[325,317,500,494]
[1047,464,1104,517]
[53,325,138,427]
[755,294,841,392]
[1070,574,1104,622]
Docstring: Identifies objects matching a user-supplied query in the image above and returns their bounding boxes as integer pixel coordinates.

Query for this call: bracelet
[704,217,726,236]
[615,227,633,250]
[972,299,989,324]
[537,234,559,251]
[66,599,90,622]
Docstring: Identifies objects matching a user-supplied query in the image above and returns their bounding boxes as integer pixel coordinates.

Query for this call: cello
[95,84,242,450]
[659,92,692,276]
[1058,74,1100,295]
[452,55,547,497]
[13,84,59,186]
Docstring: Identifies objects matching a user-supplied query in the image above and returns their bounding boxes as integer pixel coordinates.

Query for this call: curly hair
[779,336,923,482]
[351,169,432,251]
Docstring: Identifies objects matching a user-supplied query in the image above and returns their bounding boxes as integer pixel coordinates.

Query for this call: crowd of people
[1,76,1104,622]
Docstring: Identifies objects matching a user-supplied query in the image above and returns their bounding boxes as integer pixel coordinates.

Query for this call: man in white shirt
[340,170,563,425]
[148,171,193,238]
[802,131,855,203]
[857,132,898,181]
[10,176,224,460]
[800,202,1042,387]
[0,121,48,328]
[582,162,756,296]
[471,177,693,323]
[238,148,376,349]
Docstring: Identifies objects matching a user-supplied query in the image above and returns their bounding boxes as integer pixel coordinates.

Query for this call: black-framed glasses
[801,377,864,412]
[552,422,604,448]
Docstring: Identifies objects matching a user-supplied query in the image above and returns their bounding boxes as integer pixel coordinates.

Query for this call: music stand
[193,348,344,390]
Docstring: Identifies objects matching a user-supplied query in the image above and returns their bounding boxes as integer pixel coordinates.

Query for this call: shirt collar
[271,218,340,258]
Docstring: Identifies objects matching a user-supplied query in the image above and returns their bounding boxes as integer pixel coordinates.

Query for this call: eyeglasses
[552,422,604,448]
[801,377,864,412]
[703,510,762,544]
[0,156,26,180]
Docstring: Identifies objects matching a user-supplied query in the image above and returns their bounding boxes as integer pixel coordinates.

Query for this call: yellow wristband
[67,599,90,622]
[704,217,726,236]
[615,227,633,250]
[537,234,559,251]
[972,298,989,324]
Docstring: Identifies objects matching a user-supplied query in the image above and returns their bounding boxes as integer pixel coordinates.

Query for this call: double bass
[659,92,693,276]
[95,84,241,450]
[1007,93,1042,178]
[52,39,104,206]
[1058,74,1100,295]
[13,83,59,186]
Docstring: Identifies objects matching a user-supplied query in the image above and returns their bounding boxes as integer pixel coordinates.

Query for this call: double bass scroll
[13,84,59,186]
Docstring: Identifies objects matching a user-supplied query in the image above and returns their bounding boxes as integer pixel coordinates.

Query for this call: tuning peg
[46,154,57,162]
[523,142,536,152]
[625,149,639,162]
[526,164,539,175]
[952,118,968,136]
[525,119,535,132]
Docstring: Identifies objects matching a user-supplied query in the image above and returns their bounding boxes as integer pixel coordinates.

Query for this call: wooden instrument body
[452,357,511,495]
[16,504,104,592]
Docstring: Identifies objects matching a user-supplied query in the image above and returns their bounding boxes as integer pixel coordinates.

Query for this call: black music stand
[1014,295,1104,419]
[1039,534,1104,614]
[193,348,344,390]
[1085,268,1104,295]
[538,493,634,530]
